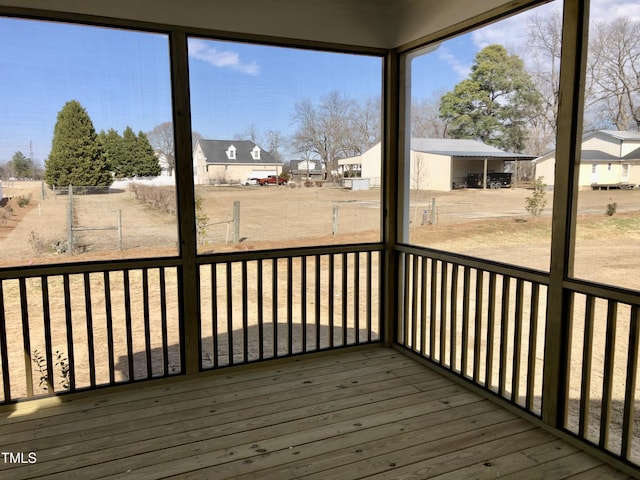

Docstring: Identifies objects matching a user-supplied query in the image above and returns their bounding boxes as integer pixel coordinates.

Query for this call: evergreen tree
[9,151,33,178]
[439,45,541,153]
[45,100,112,187]
[98,128,125,177]
[120,126,139,178]
[134,130,162,177]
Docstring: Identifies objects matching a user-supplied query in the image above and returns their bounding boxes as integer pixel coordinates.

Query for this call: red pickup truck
[257,175,288,186]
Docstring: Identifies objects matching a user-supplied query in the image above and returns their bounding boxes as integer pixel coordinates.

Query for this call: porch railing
[0,245,382,404]
[396,244,640,468]
[197,246,382,368]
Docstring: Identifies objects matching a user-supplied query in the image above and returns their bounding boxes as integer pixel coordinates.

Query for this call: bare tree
[351,97,382,152]
[588,17,640,131]
[411,95,447,138]
[291,91,362,176]
[147,122,203,175]
[524,11,562,154]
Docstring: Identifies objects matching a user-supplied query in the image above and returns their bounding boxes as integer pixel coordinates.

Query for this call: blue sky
[0,0,635,165]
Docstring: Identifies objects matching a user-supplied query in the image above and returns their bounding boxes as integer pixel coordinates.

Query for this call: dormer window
[226,145,237,160]
[251,146,261,160]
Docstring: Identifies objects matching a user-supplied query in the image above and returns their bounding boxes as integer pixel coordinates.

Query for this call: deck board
[0,347,633,479]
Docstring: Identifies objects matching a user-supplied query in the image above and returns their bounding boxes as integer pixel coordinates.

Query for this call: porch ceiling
[0,0,547,49]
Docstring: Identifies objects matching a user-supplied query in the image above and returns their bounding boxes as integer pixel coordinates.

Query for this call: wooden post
[170,31,199,376]
[117,210,123,251]
[483,158,488,190]
[542,0,590,428]
[332,206,339,235]
[430,197,436,225]
[232,200,240,243]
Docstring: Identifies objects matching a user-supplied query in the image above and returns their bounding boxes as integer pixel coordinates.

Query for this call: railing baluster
[401,253,409,346]
[19,278,33,397]
[473,269,484,382]
[342,253,348,347]
[142,269,152,378]
[411,254,419,352]
[315,255,321,350]
[512,278,524,404]
[84,273,96,387]
[104,272,115,384]
[461,266,471,376]
[272,258,278,356]
[159,268,169,375]
[226,262,234,364]
[449,264,459,370]
[41,277,54,393]
[526,283,540,411]
[600,299,618,450]
[354,252,360,344]
[439,261,448,365]
[257,259,264,360]
[419,256,426,355]
[301,256,308,352]
[242,260,249,362]
[211,264,219,369]
[367,252,373,342]
[430,258,437,359]
[499,275,511,397]
[122,271,133,382]
[287,257,293,354]
[485,272,497,390]
[0,282,11,401]
[622,305,640,459]
[579,295,595,439]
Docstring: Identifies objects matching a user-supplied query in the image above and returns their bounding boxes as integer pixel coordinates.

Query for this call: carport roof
[410,138,535,159]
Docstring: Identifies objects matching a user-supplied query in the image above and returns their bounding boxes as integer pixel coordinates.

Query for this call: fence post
[431,197,436,225]
[332,206,339,235]
[232,200,240,243]
[117,210,123,251]
[67,184,74,255]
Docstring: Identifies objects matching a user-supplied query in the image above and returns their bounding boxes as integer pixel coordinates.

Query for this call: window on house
[188,37,382,253]
[402,0,560,272]
[592,164,597,174]
[0,17,177,268]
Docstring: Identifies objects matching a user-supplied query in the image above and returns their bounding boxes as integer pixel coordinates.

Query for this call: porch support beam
[170,31,200,376]
[382,49,402,346]
[542,0,589,426]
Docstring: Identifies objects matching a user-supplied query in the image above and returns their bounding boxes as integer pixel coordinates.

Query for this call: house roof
[196,139,279,165]
[595,130,640,141]
[410,138,535,159]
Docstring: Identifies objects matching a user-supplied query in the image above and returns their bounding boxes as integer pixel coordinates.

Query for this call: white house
[193,139,281,185]
[534,130,640,190]
[339,139,532,191]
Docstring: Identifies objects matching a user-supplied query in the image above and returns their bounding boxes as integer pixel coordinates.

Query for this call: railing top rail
[564,277,640,307]
[0,257,182,280]
[196,242,384,264]
[395,243,550,285]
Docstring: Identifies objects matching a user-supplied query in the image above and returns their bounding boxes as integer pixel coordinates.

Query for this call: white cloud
[438,47,471,79]
[188,39,259,76]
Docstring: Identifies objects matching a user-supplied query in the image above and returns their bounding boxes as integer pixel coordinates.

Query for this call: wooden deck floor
[0,347,634,479]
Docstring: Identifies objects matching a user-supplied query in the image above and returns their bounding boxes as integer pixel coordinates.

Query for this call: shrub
[28,231,47,257]
[606,201,617,216]
[525,177,547,217]
[16,194,31,208]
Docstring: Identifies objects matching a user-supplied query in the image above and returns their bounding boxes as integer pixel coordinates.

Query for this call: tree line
[44,100,160,188]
